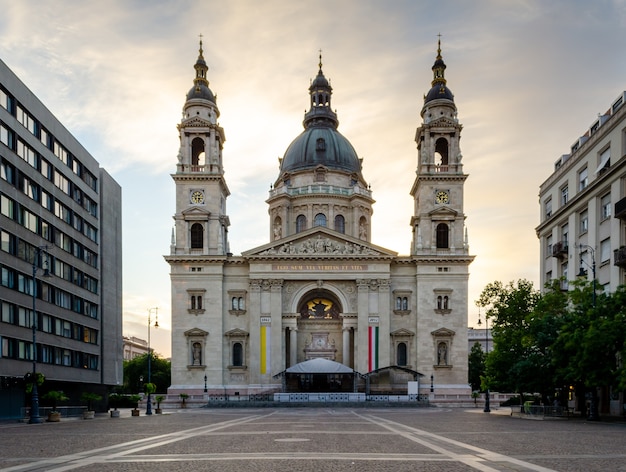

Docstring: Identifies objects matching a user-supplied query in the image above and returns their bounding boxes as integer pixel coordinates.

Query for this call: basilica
[165,40,474,399]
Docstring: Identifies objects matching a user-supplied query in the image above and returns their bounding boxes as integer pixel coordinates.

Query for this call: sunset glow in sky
[2,0,626,357]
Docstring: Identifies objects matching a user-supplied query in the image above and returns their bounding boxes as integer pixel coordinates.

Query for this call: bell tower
[171,40,230,256]
[410,39,468,256]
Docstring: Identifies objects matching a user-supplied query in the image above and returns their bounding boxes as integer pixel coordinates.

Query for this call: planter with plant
[155,395,165,414]
[130,394,141,416]
[179,393,189,408]
[109,393,121,418]
[42,390,69,422]
[81,392,102,419]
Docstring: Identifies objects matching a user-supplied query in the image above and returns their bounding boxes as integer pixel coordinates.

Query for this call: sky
[2,0,626,358]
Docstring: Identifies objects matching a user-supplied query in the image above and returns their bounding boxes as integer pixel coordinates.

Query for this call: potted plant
[155,395,165,414]
[108,393,121,418]
[130,394,141,416]
[42,390,68,422]
[179,393,189,408]
[471,390,480,407]
[81,392,102,419]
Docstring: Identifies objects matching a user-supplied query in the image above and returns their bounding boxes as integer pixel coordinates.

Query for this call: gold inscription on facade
[272,264,367,271]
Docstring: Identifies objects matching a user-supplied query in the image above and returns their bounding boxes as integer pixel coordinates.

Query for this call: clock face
[435,190,449,204]
[190,191,205,204]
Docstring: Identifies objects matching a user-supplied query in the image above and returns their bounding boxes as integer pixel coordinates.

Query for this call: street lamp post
[204,375,208,393]
[477,310,490,413]
[577,244,599,421]
[29,245,50,424]
[146,307,159,415]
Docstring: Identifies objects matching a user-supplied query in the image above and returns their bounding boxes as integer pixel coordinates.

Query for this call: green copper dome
[280,57,361,174]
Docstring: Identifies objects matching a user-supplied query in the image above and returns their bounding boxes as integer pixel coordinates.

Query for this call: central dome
[281,126,361,173]
[280,58,361,174]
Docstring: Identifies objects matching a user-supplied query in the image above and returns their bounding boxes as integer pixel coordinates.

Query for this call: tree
[123,352,171,394]
[476,279,540,394]
[468,341,485,392]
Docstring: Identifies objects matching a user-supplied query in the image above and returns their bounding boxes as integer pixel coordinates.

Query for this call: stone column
[356,279,370,373]
[342,327,350,367]
[290,326,298,366]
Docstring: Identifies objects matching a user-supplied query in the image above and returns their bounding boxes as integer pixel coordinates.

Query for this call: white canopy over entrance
[285,358,354,375]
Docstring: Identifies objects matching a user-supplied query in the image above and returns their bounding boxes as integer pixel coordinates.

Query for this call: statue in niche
[273,221,282,240]
[192,342,202,365]
[437,342,448,366]
[359,221,367,240]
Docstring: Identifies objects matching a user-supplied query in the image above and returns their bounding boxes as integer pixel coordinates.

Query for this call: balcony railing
[615,196,626,220]
[614,246,626,268]
[552,241,568,259]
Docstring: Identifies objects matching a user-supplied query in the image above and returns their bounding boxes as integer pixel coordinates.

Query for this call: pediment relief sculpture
[258,234,381,256]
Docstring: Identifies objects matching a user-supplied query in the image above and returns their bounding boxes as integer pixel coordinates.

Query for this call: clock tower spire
[170,39,230,256]
[410,39,468,256]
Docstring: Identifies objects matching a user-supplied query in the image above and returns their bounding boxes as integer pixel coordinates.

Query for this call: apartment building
[536,91,626,292]
[0,58,122,419]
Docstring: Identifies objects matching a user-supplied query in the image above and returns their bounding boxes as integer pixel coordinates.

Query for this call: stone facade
[166,41,474,398]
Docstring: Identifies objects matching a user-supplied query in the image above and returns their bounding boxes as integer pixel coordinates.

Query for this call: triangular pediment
[184,328,208,337]
[242,226,397,258]
[431,327,456,337]
[428,206,458,219]
[390,328,415,337]
[224,328,249,337]
[428,116,459,128]
[181,207,211,218]
[181,116,212,128]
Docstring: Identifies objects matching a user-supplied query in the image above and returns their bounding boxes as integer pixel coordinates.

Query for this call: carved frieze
[259,234,380,256]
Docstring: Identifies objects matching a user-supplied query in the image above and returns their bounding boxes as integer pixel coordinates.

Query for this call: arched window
[296,214,307,233]
[437,296,442,309]
[191,137,205,167]
[334,215,345,233]
[191,223,204,249]
[434,137,449,168]
[402,297,408,310]
[395,297,402,310]
[238,297,244,310]
[436,223,449,249]
[232,342,243,366]
[191,296,196,310]
[314,213,326,227]
[443,296,449,310]
[397,342,407,366]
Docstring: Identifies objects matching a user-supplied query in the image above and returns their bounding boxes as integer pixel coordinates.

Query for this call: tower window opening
[191,137,205,169]
[434,137,449,170]
[191,223,204,249]
[436,223,449,249]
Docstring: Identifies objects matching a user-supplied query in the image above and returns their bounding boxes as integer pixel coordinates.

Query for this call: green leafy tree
[468,341,485,391]
[123,352,171,393]
[476,279,540,394]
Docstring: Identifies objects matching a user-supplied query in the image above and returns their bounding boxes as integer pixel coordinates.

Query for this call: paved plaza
[1,407,625,471]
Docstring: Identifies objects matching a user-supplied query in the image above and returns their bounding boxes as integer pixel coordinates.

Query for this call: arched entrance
[295,290,345,366]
